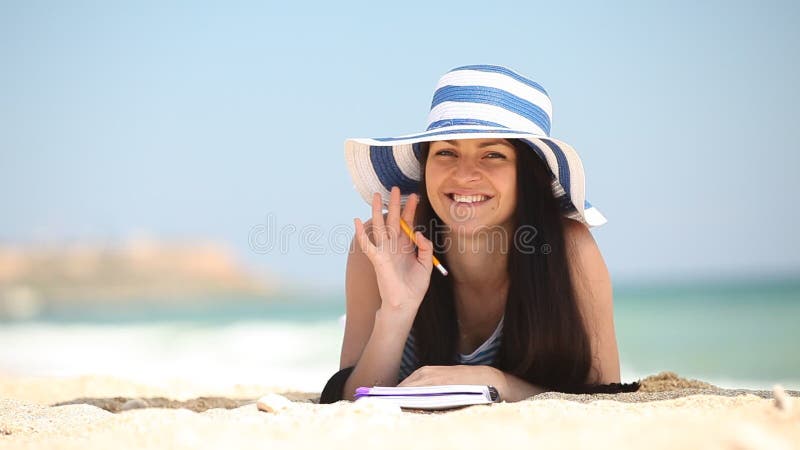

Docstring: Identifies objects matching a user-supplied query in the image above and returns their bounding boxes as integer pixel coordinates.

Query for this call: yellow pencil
[399,218,448,276]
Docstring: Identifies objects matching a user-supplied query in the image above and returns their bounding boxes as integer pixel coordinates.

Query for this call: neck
[444,228,510,328]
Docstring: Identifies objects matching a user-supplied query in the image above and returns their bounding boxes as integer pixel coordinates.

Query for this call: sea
[1,278,798,392]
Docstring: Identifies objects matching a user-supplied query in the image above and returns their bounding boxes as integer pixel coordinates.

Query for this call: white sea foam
[0,320,344,392]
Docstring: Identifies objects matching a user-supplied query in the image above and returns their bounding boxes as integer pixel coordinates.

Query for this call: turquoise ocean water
[1,278,797,391]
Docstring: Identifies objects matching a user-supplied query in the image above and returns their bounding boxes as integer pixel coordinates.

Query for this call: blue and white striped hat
[344,64,607,227]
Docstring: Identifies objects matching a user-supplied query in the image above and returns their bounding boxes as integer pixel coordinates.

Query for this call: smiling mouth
[446,193,493,206]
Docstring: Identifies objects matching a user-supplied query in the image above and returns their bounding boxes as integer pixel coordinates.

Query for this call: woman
[322,65,638,403]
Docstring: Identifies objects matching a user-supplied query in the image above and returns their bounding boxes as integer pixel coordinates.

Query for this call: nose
[451,158,481,183]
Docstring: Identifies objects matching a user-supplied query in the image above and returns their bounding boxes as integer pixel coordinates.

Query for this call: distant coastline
[0,239,275,319]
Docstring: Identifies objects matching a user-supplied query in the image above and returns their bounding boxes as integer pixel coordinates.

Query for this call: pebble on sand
[256,394,292,413]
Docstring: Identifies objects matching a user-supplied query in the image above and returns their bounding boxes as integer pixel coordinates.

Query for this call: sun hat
[343,64,607,228]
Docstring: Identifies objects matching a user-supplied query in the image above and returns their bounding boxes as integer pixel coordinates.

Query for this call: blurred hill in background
[0,239,275,319]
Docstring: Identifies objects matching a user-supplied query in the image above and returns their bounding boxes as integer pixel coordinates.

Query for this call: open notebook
[354,385,500,410]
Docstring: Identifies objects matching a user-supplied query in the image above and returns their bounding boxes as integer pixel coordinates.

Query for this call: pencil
[399,218,448,276]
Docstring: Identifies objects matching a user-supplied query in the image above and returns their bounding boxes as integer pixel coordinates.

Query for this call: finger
[398,372,417,387]
[371,192,387,244]
[403,366,421,381]
[401,192,419,227]
[385,186,401,241]
[354,218,377,262]
[397,193,420,252]
[415,231,434,271]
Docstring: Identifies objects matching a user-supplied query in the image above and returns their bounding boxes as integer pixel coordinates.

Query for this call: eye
[433,149,456,157]
[485,152,507,159]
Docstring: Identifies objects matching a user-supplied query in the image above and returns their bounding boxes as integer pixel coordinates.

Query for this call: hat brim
[344,125,607,228]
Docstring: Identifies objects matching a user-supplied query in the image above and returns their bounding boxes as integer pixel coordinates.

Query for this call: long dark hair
[410,139,595,391]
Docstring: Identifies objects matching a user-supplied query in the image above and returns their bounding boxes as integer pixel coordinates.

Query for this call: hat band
[430,85,552,135]
[426,118,505,131]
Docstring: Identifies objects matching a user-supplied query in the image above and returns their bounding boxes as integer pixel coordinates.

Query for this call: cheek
[424,165,443,201]
[499,172,517,211]
[425,178,436,201]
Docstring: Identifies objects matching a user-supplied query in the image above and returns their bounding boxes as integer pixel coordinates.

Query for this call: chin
[439,217,512,244]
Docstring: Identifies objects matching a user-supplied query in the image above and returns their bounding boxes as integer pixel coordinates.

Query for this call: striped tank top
[397,316,504,382]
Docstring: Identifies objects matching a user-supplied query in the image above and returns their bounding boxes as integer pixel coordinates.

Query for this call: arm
[397,364,546,402]
[493,368,546,402]
[338,189,434,401]
[339,226,416,401]
[563,218,621,384]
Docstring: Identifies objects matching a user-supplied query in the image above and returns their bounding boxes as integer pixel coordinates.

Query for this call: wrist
[373,308,417,336]
[488,366,509,400]
[375,305,418,324]
[489,367,544,403]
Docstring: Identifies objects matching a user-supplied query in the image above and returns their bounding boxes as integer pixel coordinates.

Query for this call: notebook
[354,385,500,410]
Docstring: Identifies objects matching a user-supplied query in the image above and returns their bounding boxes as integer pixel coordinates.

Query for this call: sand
[1,372,798,450]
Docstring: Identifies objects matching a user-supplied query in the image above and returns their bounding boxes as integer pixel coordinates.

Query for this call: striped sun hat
[343,64,607,227]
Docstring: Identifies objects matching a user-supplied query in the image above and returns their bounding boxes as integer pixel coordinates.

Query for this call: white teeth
[452,194,488,203]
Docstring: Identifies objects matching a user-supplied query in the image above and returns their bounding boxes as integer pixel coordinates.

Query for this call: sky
[1,0,798,290]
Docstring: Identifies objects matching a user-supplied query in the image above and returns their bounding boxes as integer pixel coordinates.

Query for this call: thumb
[414,231,434,270]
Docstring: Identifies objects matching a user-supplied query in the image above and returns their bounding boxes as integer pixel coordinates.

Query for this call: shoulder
[561,218,606,278]
[562,217,593,248]
[561,217,612,307]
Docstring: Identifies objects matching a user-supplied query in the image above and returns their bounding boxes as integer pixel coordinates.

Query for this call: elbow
[585,359,621,385]
[320,366,356,404]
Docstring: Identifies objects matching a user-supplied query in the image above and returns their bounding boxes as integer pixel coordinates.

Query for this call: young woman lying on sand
[322,65,638,403]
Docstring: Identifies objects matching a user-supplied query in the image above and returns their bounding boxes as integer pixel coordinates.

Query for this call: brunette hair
[409,139,596,391]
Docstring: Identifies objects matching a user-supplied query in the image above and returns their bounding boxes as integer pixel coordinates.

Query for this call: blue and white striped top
[397,316,504,382]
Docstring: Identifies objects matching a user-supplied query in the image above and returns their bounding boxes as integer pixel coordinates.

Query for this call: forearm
[342,309,415,401]
[493,368,547,402]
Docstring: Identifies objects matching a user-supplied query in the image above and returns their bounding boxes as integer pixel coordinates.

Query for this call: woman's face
[425,138,517,236]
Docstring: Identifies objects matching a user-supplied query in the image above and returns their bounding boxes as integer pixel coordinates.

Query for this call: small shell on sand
[256,394,292,413]
[772,385,793,413]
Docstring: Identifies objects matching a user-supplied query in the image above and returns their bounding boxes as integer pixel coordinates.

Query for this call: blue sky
[1,0,798,289]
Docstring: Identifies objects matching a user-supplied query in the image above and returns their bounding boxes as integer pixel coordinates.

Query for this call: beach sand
[1,372,798,449]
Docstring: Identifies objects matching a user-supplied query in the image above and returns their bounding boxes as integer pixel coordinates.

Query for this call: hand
[397,365,502,387]
[354,186,434,318]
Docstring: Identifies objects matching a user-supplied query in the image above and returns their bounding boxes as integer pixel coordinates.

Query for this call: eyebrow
[443,139,512,149]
